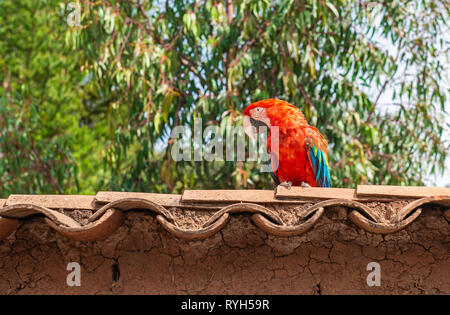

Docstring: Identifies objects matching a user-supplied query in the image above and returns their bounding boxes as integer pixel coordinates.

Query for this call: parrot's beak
[243,115,257,140]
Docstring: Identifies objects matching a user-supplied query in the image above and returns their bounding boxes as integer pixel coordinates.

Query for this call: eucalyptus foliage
[1,0,449,195]
[0,0,106,195]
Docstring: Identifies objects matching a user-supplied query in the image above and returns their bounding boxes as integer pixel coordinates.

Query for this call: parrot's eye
[254,107,263,113]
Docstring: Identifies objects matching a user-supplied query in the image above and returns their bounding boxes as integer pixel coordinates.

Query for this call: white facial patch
[243,107,271,139]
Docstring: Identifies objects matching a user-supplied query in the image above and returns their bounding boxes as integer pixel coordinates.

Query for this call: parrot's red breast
[243,99,331,187]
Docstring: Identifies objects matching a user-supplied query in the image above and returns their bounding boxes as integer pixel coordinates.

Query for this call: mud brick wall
[1,205,448,294]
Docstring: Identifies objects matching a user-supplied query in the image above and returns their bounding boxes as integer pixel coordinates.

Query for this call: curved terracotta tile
[203,203,283,228]
[0,217,21,240]
[252,208,325,237]
[89,198,174,222]
[0,204,80,227]
[157,213,230,241]
[44,209,124,242]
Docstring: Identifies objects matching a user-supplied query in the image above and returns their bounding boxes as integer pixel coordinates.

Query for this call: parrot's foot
[301,182,311,188]
[278,181,292,189]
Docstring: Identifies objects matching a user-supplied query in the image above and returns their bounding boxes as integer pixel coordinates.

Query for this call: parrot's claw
[278,181,292,189]
[301,182,311,188]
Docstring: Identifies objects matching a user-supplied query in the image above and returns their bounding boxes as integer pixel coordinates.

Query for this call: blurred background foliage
[0,0,449,196]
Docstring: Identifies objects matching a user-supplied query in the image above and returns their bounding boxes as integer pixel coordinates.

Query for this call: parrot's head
[243,98,304,139]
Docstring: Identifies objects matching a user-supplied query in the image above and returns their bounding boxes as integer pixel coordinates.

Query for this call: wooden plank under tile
[357,185,450,199]
[95,191,183,207]
[6,195,96,210]
[182,189,281,203]
[275,186,357,200]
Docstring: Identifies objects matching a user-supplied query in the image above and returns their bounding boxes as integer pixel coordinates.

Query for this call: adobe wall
[0,206,448,294]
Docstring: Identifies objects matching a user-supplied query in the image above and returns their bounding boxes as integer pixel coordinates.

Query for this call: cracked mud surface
[0,206,448,294]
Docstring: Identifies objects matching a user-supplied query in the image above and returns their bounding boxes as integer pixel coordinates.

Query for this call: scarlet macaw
[243,98,331,187]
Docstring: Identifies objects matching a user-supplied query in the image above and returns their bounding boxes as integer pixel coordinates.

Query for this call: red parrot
[243,98,331,187]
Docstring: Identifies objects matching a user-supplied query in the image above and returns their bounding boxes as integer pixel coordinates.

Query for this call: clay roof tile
[0,185,448,241]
